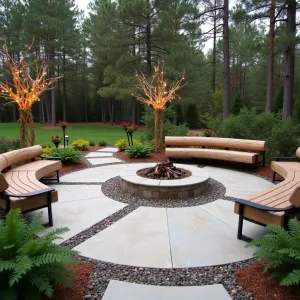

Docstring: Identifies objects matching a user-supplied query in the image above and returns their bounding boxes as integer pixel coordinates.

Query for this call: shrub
[247,218,300,286]
[72,139,89,151]
[125,144,152,158]
[52,147,81,165]
[89,141,96,146]
[213,109,299,159]
[115,139,140,151]
[98,140,107,146]
[164,121,189,137]
[0,137,21,154]
[42,147,53,157]
[0,209,78,299]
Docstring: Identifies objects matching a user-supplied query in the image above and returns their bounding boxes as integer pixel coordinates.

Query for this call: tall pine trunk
[146,1,152,76]
[212,0,217,93]
[266,0,275,112]
[223,0,230,119]
[283,0,296,119]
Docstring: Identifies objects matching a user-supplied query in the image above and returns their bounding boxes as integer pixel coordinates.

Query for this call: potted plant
[58,120,68,130]
[51,135,61,148]
[121,121,138,146]
[203,128,213,137]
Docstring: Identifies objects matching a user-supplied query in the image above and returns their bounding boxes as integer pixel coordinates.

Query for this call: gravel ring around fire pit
[101,176,228,208]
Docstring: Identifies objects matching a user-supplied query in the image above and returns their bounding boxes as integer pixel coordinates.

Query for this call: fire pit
[137,161,191,180]
[120,163,209,200]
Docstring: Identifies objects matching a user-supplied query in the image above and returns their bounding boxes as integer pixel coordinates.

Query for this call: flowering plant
[51,135,61,144]
[203,128,213,137]
[121,122,138,134]
[58,120,68,128]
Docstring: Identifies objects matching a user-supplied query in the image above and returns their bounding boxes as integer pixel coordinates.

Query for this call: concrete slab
[85,152,113,158]
[201,199,268,239]
[87,157,122,166]
[97,147,118,153]
[49,185,106,202]
[102,280,231,300]
[74,207,172,268]
[167,205,255,268]
[60,167,119,183]
[25,197,127,243]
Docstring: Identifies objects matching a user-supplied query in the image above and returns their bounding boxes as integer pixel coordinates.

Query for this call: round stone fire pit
[120,164,209,200]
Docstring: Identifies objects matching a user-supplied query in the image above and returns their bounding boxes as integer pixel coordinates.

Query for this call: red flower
[51,136,54,139]
[133,124,138,131]
[58,120,62,124]
[55,135,59,138]
[121,121,127,128]
[205,128,210,132]
[127,122,132,127]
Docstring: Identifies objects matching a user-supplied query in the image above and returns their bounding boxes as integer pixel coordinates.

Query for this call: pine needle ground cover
[0,123,144,146]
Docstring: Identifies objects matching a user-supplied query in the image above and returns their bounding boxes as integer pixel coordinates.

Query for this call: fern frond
[0,288,18,300]
[288,218,300,238]
[29,274,53,297]
[25,213,44,239]
[278,248,300,259]
[9,256,34,287]
[280,269,300,286]
[0,260,16,272]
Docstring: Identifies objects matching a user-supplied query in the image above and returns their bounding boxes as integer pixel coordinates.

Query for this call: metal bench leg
[237,204,252,242]
[272,171,276,182]
[44,192,53,227]
[56,170,60,183]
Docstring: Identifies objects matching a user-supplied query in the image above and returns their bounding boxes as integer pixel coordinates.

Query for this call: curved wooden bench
[165,137,266,165]
[234,148,300,241]
[0,145,62,226]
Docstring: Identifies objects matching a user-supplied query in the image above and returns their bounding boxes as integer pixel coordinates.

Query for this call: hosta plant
[247,218,300,286]
[71,138,89,151]
[52,147,81,165]
[115,139,140,151]
[125,144,152,158]
[0,209,78,300]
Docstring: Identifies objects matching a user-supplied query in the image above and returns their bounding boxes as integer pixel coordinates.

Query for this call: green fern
[247,218,300,286]
[0,209,79,299]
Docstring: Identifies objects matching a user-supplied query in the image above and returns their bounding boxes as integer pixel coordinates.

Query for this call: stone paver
[167,204,256,268]
[87,157,122,166]
[26,185,126,243]
[85,152,113,158]
[97,147,118,153]
[102,280,231,300]
[75,207,172,268]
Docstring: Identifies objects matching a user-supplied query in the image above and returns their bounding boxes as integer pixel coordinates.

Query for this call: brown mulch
[52,261,94,300]
[236,260,300,300]
[116,150,168,163]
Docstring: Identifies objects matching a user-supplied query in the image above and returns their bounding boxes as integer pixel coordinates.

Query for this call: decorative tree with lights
[134,65,185,153]
[0,44,60,147]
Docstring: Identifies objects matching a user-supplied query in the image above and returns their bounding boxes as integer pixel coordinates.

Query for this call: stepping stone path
[102,280,232,300]
[25,147,274,299]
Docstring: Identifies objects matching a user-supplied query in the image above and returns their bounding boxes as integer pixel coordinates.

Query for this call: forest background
[0,0,300,131]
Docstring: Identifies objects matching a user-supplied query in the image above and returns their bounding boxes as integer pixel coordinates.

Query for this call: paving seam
[165,208,174,269]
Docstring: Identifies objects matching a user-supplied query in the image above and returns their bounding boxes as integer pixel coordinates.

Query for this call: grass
[0,123,144,146]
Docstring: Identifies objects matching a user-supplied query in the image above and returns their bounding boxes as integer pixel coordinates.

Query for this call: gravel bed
[101,176,228,208]
[61,204,139,249]
[80,256,255,300]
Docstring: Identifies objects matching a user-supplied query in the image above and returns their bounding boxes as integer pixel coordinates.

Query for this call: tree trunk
[266,0,275,112]
[283,0,296,119]
[223,0,230,119]
[146,2,152,76]
[131,99,136,124]
[20,109,35,147]
[212,0,217,93]
[62,51,67,121]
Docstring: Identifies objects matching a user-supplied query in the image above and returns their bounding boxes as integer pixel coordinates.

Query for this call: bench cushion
[165,148,262,164]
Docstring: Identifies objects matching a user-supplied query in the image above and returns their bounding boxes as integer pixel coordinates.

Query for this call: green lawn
[0,123,145,146]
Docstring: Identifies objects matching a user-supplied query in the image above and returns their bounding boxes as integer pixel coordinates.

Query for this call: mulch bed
[236,260,300,300]
[116,151,168,163]
[52,261,94,300]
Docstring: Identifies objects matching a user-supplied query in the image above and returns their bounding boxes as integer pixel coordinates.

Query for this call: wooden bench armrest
[274,156,298,162]
[235,199,295,212]
[4,187,55,198]
[39,155,62,161]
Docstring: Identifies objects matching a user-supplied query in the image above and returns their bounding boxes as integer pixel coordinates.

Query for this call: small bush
[247,218,300,286]
[98,140,107,146]
[164,121,189,137]
[52,147,81,165]
[0,137,21,154]
[0,209,78,299]
[72,139,89,151]
[42,147,53,157]
[115,139,140,151]
[89,140,96,146]
[125,144,152,158]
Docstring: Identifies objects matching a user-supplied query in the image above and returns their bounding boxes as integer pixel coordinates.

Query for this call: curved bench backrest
[296,147,300,159]
[0,145,43,172]
[165,137,266,151]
